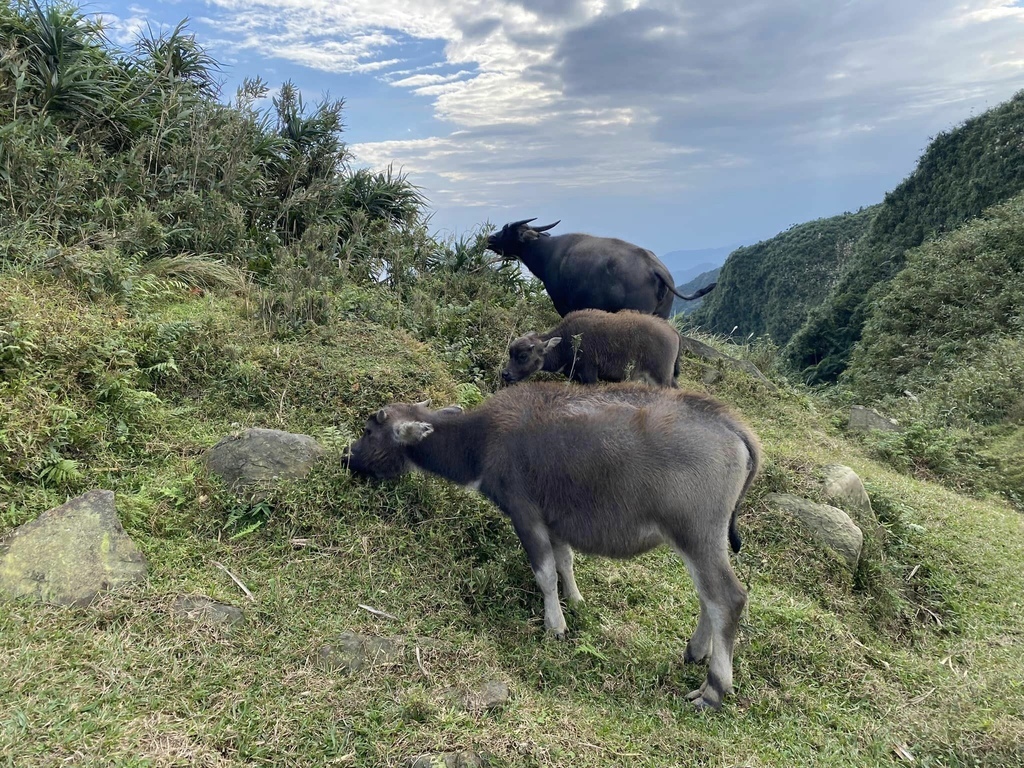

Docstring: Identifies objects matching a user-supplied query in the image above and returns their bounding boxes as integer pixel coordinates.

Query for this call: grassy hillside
[689,208,877,344]
[4,265,1024,767]
[841,192,1024,503]
[785,91,1024,384]
[2,4,1024,766]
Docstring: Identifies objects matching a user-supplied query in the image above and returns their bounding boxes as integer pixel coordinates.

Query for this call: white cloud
[199,0,1024,238]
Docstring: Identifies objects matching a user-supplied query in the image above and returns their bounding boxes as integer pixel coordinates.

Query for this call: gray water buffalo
[502,309,681,388]
[343,382,760,710]
[486,219,716,319]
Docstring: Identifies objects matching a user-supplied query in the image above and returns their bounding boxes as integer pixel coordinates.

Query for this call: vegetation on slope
[671,266,721,316]
[688,207,876,344]
[842,192,1024,502]
[4,263,1024,766]
[1,3,1023,766]
[785,91,1024,383]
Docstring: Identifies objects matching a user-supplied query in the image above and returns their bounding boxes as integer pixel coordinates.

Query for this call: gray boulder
[205,428,323,491]
[848,405,902,433]
[767,492,864,570]
[676,334,776,390]
[820,465,879,529]
[444,679,511,714]
[0,490,148,606]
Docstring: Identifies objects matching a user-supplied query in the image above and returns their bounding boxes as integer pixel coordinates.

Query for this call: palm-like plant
[338,165,425,227]
[23,0,114,124]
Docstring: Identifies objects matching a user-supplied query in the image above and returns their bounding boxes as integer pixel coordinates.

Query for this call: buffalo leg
[682,550,747,709]
[552,539,584,604]
[509,514,568,638]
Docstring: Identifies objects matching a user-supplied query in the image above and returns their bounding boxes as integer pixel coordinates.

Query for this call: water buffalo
[486,219,716,319]
[344,382,760,710]
[502,309,681,387]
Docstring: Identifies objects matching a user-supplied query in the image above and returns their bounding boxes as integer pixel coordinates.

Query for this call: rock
[205,428,323,492]
[316,632,404,674]
[767,493,864,570]
[444,679,510,714]
[466,679,509,712]
[820,465,880,531]
[407,752,490,768]
[819,466,876,520]
[701,368,722,386]
[677,334,776,390]
[171,595,245,628]
[0,490,148,606]
[848,405,902,433]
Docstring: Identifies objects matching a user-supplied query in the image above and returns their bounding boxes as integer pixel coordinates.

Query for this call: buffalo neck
[516,240,551,284]
[406,410,487,485]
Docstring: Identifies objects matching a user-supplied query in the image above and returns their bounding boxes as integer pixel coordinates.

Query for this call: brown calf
[502,310,681,388]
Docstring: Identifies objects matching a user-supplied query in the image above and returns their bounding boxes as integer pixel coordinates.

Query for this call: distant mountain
[671,266,721,316]
[658,246,733,281]
[689,207,877,343]
[785,89,1024,384]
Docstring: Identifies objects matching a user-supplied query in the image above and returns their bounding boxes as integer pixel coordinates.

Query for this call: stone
[0,490,148,606]
[444,679,511,713]
[407,752,490,768]
[767,492,864,570]
[677,334,777,390]
[701,368,723,386]
[205,428,323,492]
[171,595,245,628]
[820,464,880,532]
[848,405,902,433]
[316,632,404,674]
[465,680,509,713]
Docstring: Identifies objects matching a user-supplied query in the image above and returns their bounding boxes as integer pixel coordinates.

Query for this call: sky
[96,0,1024,256]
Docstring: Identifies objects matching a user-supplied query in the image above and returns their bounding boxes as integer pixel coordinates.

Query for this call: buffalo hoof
[683,645,709,665]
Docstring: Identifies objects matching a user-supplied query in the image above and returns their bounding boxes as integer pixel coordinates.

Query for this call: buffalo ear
[519,227,539,242]
[375,409,388,424]
[395,421,434,445]
[415,399,432,409]
[543,337,562,354]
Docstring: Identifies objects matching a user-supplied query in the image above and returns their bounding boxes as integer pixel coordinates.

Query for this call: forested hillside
[785,91,1024,383]
[671,265,720,315]
[688,207,876,343]
[842,192,1024,501]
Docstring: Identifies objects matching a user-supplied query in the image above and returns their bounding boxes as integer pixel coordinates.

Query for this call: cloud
[200,0,1024,236]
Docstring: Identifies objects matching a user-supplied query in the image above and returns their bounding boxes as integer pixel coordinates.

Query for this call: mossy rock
[0,490,148,606]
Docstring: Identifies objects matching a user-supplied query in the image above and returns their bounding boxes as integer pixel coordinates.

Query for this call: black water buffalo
[486,219,716,319]
[344,382,760,710]
[502,309,681,388]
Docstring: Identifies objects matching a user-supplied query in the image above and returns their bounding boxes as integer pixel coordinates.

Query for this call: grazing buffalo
[487,219,716,319]
[502,309,681,388]
[344,382,760,710]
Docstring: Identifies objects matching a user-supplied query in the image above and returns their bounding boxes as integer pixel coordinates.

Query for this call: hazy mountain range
[659,245,735,285]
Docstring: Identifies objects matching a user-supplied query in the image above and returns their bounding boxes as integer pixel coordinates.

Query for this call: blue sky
[95,0,1024,256]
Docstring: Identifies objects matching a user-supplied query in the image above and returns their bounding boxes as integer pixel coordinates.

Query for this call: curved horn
[415,399,432,409]
[507,217,537,229]
[531,220,560,233]
[375,408,387,424]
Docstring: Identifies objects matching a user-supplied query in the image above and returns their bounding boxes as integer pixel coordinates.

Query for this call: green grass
[2,274,1023,767]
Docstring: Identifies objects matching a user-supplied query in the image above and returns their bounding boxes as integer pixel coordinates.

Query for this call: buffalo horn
[532,220,560,232]
[507,217,537,229]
